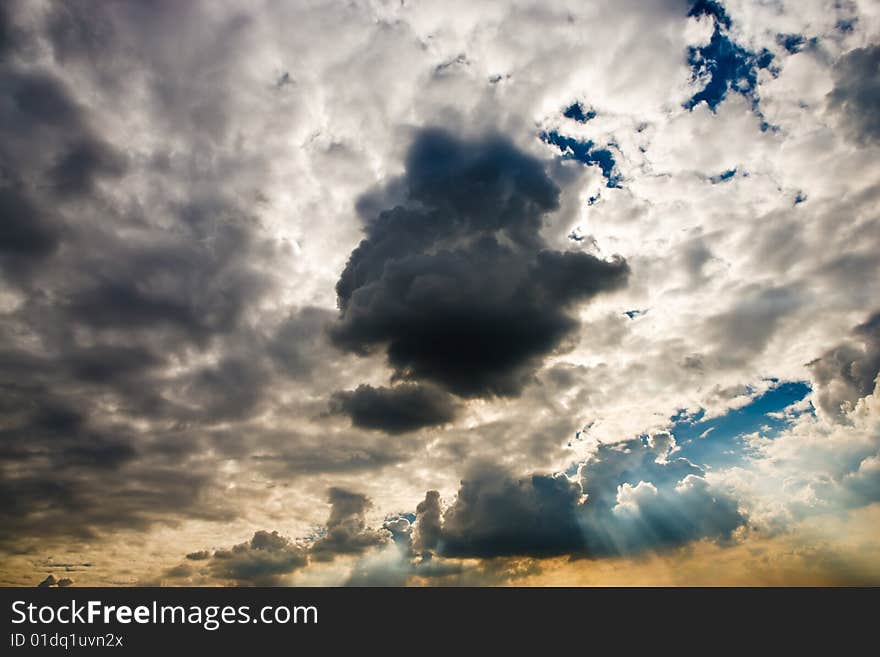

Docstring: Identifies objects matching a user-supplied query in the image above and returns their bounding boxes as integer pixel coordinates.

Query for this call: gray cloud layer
[828,45,880,145]
[0,2,315,546]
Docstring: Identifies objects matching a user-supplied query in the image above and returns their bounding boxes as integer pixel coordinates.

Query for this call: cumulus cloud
[438,467,586,558]
[309,488,391,561]
[164,488,392,584]
[330,128,629,399]
[436,435,745,559]
[296,434,746,583]
[808,311,880,421]
[715,315,880,532]
[412,490,443,553]
[330,384,458,434]
[206,531,309,586]
[722,379,880,533]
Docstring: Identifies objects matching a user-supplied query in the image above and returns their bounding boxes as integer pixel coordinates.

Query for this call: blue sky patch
[777,33,805,54]
[836,18,856,33]
[563,102,597,123]
[685,30,773,111]
[710,168,737,183]
[541,131,622,188]
[671,381,811,468]
[685,1,774,113]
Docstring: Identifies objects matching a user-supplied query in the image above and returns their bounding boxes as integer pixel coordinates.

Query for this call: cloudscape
[1,0,879,586]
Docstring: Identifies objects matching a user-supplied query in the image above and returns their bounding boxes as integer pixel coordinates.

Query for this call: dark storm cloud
[808,311,880,421]
[434,435,744,559]
[331,129,629,399]
[828,45,880,145]
[0,302,344,545]
[6,70,80,127]
[0,186,59,259]
[0,218,277,544]
[330,384,458,434]
[207,531,309,586]
[49,137,127,197]
[412,490,442,552]
[0,3,12,60]
[310,488,391,561]
[0,449,227,547]
[439,467,585,558]
[0,65,126,229]
[0,2,298,548]
[62,218,270,344]
[63,345,161,385]
[0,67,118,278]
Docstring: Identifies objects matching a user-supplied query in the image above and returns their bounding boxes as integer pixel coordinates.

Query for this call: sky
[0,0,879,587]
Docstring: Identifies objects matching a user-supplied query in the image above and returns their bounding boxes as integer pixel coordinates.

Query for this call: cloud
[309,488,391,561]
[207,531,309,586]
[0,187,59,260]
[330,384,458,434]
[808,311,880,421]
[721,378,880,531]
[828,45,880,145]
[269,307,337,380]
[165,488,392,584]
[331,128,629,398]
[37,574,73,588]
[0,1,308,548]
[436,434,745,559]
[438,466,586,558]
[412,490,442,553]
[326,434,746,583]
[703,284,805,366]
[185,550,211,561]
[382,516,413,546]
